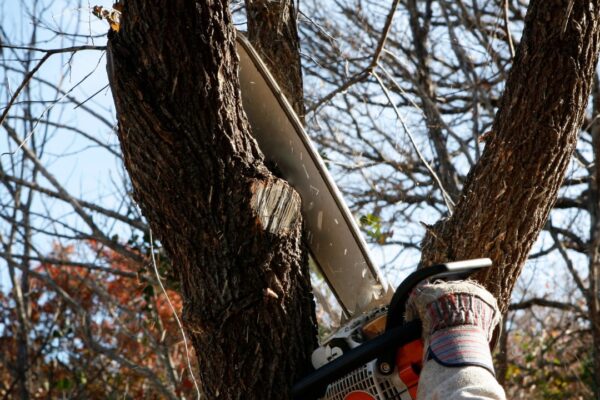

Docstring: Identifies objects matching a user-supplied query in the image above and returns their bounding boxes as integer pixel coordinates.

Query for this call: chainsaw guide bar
[236,33,393,316]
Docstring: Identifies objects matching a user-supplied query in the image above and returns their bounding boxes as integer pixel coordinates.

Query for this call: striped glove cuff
[406,280,501,375]
[427,326,495,375]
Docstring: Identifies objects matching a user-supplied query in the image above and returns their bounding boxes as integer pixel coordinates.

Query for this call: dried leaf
[92,5,103,19]
[92,5,121,32]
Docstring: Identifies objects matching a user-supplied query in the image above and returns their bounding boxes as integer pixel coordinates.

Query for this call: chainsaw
[236,33,491,400]
[291,258,491,399]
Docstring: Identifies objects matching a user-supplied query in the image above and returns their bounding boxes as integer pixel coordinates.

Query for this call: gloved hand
[406,279,501,373]
[406,280,506,400]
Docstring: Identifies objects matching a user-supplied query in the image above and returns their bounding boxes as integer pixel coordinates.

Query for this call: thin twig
[0,251,139,279]
[502,0,515,59]
[308,0,401,113]
[372,71,455,213]
[149,230,202,400]
[1,44,106,52]
[74,83,110,109]
[0,171,145,229]
[0,45,105,129]
[547,220,588,300]
[309,70,370,113]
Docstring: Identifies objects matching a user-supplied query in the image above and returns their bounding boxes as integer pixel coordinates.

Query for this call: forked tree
[105,0,600,398]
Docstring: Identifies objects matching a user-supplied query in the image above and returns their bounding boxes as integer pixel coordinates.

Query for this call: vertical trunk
[495,313,509,388]
[406,0,460,199]
[245,0,305,122]
[420,1,600,313]
[107,1,317,398]
[6,201,30,400]
[589,75,600,397]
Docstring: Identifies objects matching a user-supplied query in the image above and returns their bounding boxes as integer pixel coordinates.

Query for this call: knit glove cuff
[406,280,501,375]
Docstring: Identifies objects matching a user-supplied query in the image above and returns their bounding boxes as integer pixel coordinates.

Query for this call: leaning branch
[0,172,147,231]
[0,45,106,128]
[509,297,584,314]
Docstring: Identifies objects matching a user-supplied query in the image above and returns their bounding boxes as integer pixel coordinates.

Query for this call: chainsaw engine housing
[321,359,414,400]
[312,307,421,400]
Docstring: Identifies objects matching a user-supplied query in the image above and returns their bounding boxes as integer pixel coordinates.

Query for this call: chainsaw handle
[375,258,492,374]
[385,258,492,331]
[291,321,422,400]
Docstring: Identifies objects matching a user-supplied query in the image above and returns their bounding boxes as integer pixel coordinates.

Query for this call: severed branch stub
[251,178,301,236]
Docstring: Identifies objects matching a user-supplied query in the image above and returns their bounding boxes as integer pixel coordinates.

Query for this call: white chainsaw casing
[321,361,413,400]
[311,307,415,400]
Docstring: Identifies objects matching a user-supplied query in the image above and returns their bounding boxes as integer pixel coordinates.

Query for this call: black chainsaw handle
[384,258,493,331]
[375,258,492,374]
[291,320,422,400]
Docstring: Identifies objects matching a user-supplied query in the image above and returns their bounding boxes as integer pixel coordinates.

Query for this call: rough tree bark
[106,1,316,399]
[420,1,600,314]
[589,75,600,395]
[245,0,305,122]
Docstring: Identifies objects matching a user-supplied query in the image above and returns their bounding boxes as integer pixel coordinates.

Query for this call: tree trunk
[406,0,460,199]
[589,74,600,397]
[495,313,510,387]
[245,0,305,122]
[420,1,600,313]
[106,1,317,398]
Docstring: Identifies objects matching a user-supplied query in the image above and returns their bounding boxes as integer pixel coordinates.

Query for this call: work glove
[406,280,506,400]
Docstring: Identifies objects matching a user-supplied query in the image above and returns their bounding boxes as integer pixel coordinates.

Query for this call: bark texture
[245,0,305,121]
[420,1,600,312]
[589,76,600,395]
[106,1,317,398]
